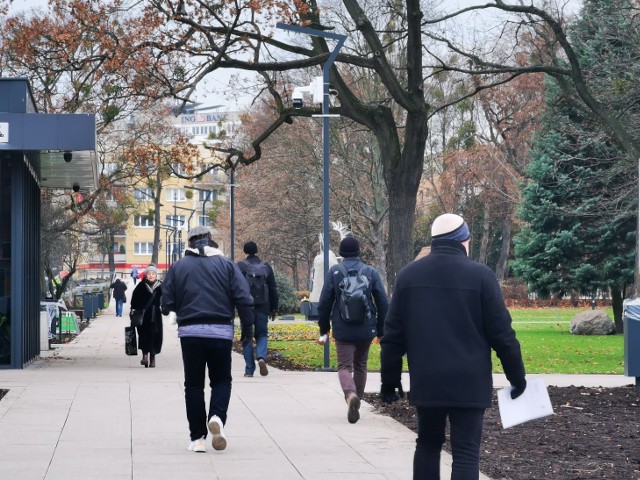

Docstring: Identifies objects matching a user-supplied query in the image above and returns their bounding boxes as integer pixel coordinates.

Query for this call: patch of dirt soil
[364,386,640,480]
[237,344,640,480]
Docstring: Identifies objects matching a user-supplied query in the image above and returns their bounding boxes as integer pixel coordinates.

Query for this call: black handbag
[129,309,144,327]
[125,326,138,355]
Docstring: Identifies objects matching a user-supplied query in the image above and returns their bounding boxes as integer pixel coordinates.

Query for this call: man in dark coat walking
[237,241,279,377]
[110,278,127,317]
[380,213,526,480]
[162,226,254,454]
[318,236,389,424]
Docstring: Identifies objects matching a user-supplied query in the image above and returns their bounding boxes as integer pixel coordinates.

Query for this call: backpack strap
[336,262,366,283]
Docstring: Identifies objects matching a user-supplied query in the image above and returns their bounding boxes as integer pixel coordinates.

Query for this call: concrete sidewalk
[0,297,633,480]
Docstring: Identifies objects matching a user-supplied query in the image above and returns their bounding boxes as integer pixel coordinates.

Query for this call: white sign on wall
[0,123,8,143]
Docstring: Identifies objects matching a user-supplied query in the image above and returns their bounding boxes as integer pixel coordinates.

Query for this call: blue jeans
[115,299,124,317]
[414,406,485,480]
[242,310,268,375]
[180,337,232,441]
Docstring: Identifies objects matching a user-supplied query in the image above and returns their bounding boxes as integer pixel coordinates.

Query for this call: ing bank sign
[180,113,225,124]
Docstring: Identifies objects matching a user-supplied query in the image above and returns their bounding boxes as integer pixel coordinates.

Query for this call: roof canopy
[0,78,98,191]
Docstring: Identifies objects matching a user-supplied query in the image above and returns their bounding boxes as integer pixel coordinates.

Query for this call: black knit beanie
[243,241,258,255]
[339,236,360,257]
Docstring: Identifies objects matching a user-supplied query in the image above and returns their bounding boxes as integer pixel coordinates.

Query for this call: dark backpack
[244,261,269,306]
[336,264,370,324]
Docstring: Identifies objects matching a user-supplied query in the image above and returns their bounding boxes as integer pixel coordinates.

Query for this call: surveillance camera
[63,151,72,163]
[292,90,304,109]
[72,182,80,192]
[328,88,338,96]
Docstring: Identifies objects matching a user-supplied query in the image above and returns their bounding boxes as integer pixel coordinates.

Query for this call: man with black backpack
[317,236,389,424]
[237,241,279,377]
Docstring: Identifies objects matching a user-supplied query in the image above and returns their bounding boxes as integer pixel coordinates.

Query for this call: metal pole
[230,169,235,261]
[276,22,346,371]
[322,68,331,370]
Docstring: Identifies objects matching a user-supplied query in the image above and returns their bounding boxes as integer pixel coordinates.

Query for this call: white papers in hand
[497,377,554,429]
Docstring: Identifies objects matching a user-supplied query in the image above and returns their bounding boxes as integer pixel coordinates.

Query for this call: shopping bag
[125,326,138,356]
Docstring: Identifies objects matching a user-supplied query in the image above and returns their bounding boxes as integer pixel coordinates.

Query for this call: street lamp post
[194,158,236,259]
[185,185,213,222]
[230,168,235,261]
[158,224,177,268]
[276,23,347,370]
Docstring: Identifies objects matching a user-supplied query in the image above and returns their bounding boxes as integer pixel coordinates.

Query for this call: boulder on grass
[570,310,615,335]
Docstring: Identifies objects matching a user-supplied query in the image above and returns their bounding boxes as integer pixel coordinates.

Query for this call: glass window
[133,215,154,227]
[0,158,11,365]
[134,188,153,200]
[166,215,186,229]
[134,242,154,255]
[171,163,187,176]
[166,188,185,201]
[198,189,218,201]
[198,215,210,227]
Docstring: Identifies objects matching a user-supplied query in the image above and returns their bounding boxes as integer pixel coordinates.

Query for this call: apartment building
[81,104,241,276]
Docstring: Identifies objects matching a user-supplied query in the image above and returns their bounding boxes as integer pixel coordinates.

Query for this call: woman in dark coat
[130,265,163,368]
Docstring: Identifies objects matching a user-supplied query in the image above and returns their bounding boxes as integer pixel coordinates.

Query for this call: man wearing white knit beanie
[380,213,527,480]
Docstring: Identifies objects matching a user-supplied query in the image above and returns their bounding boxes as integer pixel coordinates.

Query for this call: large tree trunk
[382,111,427,291]
[495,212,513,282]
[610,284,625,334]
[372,221,388,291]
[478,202,491,264]
[107,229,116,276]
[152,170,163,266]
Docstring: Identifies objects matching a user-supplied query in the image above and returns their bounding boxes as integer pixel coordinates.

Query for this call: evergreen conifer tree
[513,0,637,331]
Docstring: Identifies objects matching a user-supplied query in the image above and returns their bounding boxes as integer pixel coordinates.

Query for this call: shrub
[274,270,298,314]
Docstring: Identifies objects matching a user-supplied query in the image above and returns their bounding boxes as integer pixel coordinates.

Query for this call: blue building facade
[0,78,96,368]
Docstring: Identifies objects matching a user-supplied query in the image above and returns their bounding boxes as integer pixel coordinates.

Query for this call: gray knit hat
[145,264,158,275]
[187,225,212,240]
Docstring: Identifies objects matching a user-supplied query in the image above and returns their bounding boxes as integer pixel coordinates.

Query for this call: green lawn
[264,308,624,374]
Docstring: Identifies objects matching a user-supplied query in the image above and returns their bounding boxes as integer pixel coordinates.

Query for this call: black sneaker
[347,395,361,424]
[258,358,268,376]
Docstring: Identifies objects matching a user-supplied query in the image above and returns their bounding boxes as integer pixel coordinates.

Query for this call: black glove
[240,324,254,348]
[380,382,404,404]
[510,379,527,399]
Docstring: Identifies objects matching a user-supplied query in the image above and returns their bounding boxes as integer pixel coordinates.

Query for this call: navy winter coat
[381,239,526,408]
[317,257,389,342]
[237,254,279,314]
[161,248,254,328]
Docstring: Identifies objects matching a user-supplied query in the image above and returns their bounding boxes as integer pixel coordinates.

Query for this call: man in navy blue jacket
[237,241,279,377]
[380,213,526,480]
[162,226,254,454]
[318,236,389,424]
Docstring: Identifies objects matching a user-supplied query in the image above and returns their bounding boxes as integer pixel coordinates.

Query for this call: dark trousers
[242,310,269,374]
[414,406,485,480]
[180,337,232,441]
[334,339,372,399]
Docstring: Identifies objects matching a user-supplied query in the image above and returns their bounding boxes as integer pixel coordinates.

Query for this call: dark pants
[414,406,485,480]
[334,339,372,399]
[180,337,233,441]
[242,310,269,375]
